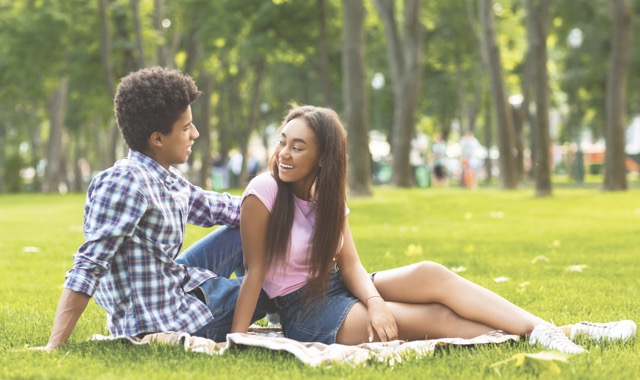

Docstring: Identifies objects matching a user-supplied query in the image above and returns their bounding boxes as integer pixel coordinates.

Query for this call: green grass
[1,188,639,379]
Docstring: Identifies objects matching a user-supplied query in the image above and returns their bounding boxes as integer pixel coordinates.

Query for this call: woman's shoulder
[242,171,278,210]
[247,171,277,191]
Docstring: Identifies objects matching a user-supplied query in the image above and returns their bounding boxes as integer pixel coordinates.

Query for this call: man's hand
[27,345,57,352]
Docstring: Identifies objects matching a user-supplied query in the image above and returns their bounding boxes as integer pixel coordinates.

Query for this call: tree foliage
[0,0,638,193]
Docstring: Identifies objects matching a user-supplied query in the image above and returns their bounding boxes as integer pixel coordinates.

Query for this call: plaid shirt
[64,150,241,337]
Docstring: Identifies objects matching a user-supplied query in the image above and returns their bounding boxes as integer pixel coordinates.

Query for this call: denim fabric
[176,226,244,278]
[191,275,273,342]
[273,270,359,344]
[176,226,272,342]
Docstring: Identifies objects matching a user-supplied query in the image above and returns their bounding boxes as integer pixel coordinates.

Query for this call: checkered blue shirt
[64,150,240,337]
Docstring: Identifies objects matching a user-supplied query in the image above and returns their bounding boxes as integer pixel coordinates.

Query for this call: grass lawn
[1,186,639,379]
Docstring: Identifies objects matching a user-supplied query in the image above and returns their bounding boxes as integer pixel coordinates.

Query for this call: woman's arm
[230,195,270,334]
[338,220,398,342]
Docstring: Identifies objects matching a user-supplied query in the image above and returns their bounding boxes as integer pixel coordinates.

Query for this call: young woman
[230,105,635,354]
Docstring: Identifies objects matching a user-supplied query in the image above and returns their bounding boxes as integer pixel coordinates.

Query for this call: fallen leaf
[531,255,550,264]
[491,351,569,375]
[404,244,423,257]
[490,211,505,218]
[565,264,587,272]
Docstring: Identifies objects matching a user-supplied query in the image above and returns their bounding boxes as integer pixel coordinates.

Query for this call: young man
[33,67,272,350]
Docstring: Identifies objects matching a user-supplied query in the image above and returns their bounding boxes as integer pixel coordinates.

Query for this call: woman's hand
[366,297,398,342]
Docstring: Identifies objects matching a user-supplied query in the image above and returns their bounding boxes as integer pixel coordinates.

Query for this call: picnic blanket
[90,326,520,367]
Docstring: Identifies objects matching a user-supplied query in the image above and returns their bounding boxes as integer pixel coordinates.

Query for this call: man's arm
[30,288,90,351]
[187,185,242,228]
[32,169,143,351]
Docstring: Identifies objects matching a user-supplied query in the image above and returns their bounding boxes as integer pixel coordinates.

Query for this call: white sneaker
[529,323,585,354]
[570,320,637,341]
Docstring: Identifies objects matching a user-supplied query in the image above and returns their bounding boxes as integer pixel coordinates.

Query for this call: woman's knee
[414,261,452,280]
[411,261,458,301]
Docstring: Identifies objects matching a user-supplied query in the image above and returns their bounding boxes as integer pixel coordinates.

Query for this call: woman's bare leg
[336,301,495,345]
[371,261,546,336]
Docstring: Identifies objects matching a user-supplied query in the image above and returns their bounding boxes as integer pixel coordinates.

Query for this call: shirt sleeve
[241,172,278,212]
[64,169,147,296]
[186,184,242,228]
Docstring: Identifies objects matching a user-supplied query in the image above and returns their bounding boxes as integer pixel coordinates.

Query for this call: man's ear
[149,131,163,147]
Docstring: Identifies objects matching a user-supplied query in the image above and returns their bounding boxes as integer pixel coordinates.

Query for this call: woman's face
[274,117,321,200]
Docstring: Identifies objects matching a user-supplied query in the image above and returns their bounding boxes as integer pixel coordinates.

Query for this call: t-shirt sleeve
[241,172,278,212]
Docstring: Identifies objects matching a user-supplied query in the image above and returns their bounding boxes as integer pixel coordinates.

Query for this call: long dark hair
[266,105,347,301]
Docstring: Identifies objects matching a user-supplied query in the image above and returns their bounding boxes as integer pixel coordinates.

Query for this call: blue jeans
[176,226,274,342]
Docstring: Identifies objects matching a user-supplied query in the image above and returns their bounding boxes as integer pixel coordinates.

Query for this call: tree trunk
[72,132,83,192]
[512,104,525,182]
[196,72,213,189]
[98,0,116,100]
[43,77,69,193]
[342,0,371,196]
[454,51,469,132]
[479,0,517,189]
[154,0,180,69]
[318,0,334,108]
[216,95,230,179]
[0,120,5,193]
[374,0,422,188]
[131,0,146,68]
[154,0,167,66]
[183,27,200,75]
[98,0,121,166]
[237,59,266,186]
[483,93,493,183]
[520,48,534,180]
[603,0,633,191]
[91,120,102,172]
[526,0,552,197]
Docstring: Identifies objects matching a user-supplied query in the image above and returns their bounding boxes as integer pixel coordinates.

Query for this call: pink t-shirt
[241,172,346,298]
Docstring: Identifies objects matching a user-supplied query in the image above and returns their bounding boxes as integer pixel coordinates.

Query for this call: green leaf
[492,351,569,375]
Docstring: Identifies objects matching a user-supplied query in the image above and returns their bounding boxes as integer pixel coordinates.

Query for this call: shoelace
[576,322,612,339]
[537,325,583,352]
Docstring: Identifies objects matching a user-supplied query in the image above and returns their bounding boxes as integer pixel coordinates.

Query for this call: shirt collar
[127,150,179,186]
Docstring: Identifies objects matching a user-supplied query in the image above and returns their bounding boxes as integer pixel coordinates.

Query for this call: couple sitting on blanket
[33,67,635,355]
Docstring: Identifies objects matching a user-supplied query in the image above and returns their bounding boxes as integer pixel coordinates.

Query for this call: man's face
[154,105,199,169]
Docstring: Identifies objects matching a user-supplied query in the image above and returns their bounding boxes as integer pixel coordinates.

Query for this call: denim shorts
[190,276,275,342]
[272,270,359,344]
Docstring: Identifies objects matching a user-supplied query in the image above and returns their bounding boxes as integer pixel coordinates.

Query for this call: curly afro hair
[114,67,201,152]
